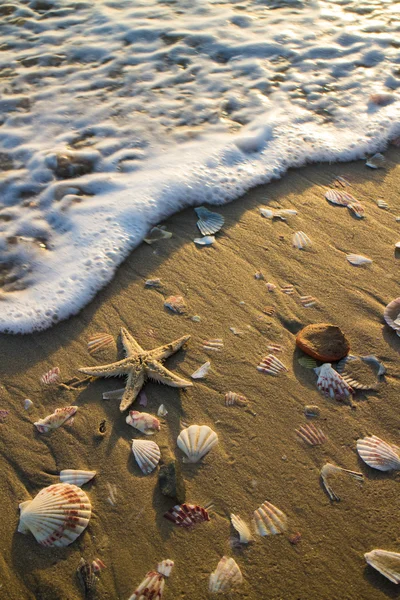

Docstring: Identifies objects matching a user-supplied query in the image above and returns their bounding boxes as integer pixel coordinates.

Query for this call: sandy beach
[2,148,400,599]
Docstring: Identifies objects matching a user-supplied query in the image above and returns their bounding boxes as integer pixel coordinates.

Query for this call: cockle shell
[257,354,288,376]
[356,435,400,471]
[34,406,78,434]
[40,367,61,385]
[164,295,186,314]
[292,231,312,249]
[364,550,400,584]
[383,298,400,333]
[230,514,254,544]
[131,439,161,474]
[225,391,247,407]
[295,423,327,446]
[164,503,210,527]
[59,470,96,487]
[177,424,218,463]
[87,332,114,356]
[253,500,288,536]
[194,235,215,246]
[128,559,174,600]
[209,556,243,593]
[18,483,91,547]
[320,462,363,501]
[191,361,211,379]
[346,254,373,266]
[315,363,353,401]
[126,411,160,435]
[195,207,224,236]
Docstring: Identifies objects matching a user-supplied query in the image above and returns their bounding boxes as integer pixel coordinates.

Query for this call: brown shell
[295,323,350,362]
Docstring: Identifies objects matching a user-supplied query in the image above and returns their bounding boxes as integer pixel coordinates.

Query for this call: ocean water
[0,0,399,333]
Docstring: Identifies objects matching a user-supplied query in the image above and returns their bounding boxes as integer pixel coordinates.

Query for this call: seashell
[87,332,114,356]
[366,153,385,169]
[191,361,211,379]
[24,398,33,410]
[262,306,275,316]
[34,406,78,434]
[260,207,297,221]
[126,411,160,435]
[325,189,352,206]
[254,271,265,280]
[253,500,288,536]
[131,439,161,474]
[225,391,247,407]
[280,285,294,294]
[314,363,353,401]
[164,295,186,314]
[346,253,372,266]
[177,424,218,463]
[292,231,312,249]
[77,558,98,596]
[157,559,174,577]
[257,354,288,376]
[377,199,389,209]
[192,315,201,322]
[195,206,224,236]
[347,201,365,218]
[295,423,327,445]
[341,375,377,391]
[40,367,61,386]
[304,405,320,418]
[102,388,125,400]
[164,503,210,527]
[157,404,168,417]
[60,470,96,487]
[332,176,351,188]
[229,327,244,335]
[145,278,161,287]
[369,93,395,106]
[356,435,400,471]
[267,344,283,353]
[194,235,215,246]
[18,483,91,547]
[320,462,363,501]
[298,356,318,369]
[266,282,276,291]
[384,297,400,332]
[144,225,172,244]
[300,295,317,307]
[364,549,400,584]
[209,556,243,593]
[106,482,117,506]
[128,559,174,600]
[230,514,254,544]
[202,339,224,352]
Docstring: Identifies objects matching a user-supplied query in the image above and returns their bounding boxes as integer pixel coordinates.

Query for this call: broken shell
[356,435,400,471]
[164,295,186,314]
[59,470,96,487]
[257,354,288,376]
[377,199,389,209]
[253,500,288,536]
[384,297,400,332]
[18,483,91,547]
[315,363,353,401]
[260,207,297,220]
[266,282,276,291]
[191,361,211,379]
[366,153,385,169]
[202,339,224,352]
[126,411,160,435]
[128,559,174,599]
[131,439,161,474]
[230,514,254,544]
[295,423,327,446]
[281,284,294,294]
[347,202,365,218]
[266,343,283,353]
[320,462,363,502]
[364,549,400,584]
[87,332,114,356]
[40,367,61,386]
[300,295,317,308]
[177,424,218,463]
[292,231,312,249]
[145,278,162,287]
[77,558,98,596]
[194,235,215,246]
[225,391,247,407]
[157,560,174,578]
[164,503,210,527]
[209,556,243,593]
[157,404,168,417]
[298,356,318,369]
[34,406,78,434]
[195,207,224,236]
[102,388,125,400]
[346,254,372,266]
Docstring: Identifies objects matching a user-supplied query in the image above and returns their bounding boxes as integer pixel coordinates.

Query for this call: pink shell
[126,411,160,435]
[315,364,353,401]
[357,435,400,471]
[384,298,400,332]
[295,423,327,446]
[325,189,351,206]
[34,406,78,434]
[40,367,61,385]
[164,503,210,527]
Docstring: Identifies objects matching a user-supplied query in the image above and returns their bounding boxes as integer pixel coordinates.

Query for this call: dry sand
[1,149,400,599]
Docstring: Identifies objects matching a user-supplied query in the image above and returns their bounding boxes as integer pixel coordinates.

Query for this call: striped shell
[257,354,288,376]
[34,406,78,434]
[292,231,312,249]
[202,339,223,352]
[253,500,288,536]
[209,557,243,593]
[356,435,400,471]
[177,424,218,463]
[325,189,353,206]
[131,439,161,474]
[59,470,96,486]
[18,483,91,547]
[320,463,363,502]
[384,298,400,332]
[195,207,224,236]
[129,560,174,600]
[295,423,327,446]
[315,363,353,401]
[230,514,254,544]
[347,202,365,218]
[346,254,372,266]
[40,367,61,385]
[365,550,400,584]
[164,503,210,527]
[225,391,247,407]
[126,411,160,435]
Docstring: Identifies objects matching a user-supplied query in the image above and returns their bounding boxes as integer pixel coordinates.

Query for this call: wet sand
[1,149,400,599]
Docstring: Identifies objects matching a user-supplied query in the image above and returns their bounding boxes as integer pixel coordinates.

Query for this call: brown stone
[296,323,350,362]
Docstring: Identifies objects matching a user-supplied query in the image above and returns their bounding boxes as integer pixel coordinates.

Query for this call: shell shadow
[363,566,400,598]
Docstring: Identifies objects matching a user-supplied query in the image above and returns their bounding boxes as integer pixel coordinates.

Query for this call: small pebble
[304,405,320,418]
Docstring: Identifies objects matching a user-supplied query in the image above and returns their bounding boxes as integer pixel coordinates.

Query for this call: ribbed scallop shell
[209,556,243,593]
[295,423,327,446]
[384,298,400,332]
[253,500,288,536]
[346,254,372,266]
[164,503,210,527]
[230,514,254,544]
[126,411,160,435]
[315,363,353,401]
[320,462,363,502]
[257,354,288,376]
[325,189,353,206]
[292,231,312,249]
[34,406,78,434]
[195,207,224,236]
[40,367,61,385]
[177,424,218,463]
[18,483,91,547]
[347,201,365,218]
[59,470,96,486]
[131,439,161,474]
[357,435,400,471]
[129,571,165,600]
[87,332,114,356]
[365,550,400,584]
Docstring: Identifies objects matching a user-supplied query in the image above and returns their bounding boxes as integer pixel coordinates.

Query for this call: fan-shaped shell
[230,514,254,544]
[129,560,174,600]
[384,298,400,332]
[177,424,218,463]
[347,202,365,218]
[292,231,312,249]
[257,354,288,376]
[40,367,61,385]
[315,363,353,401]
[346,254,372,266]
[87,332,114,356]
[366,153,385,169]
[191,361,211,379]
[59,470,96,486]
[18,483,91,547]
[195,207,224,236]
[357,435,400,471]
[253,500,288,536]
[365,550,400,584]
[164,503,210,527]
[131,439,161,474]
[34,406,78,434]
[209,556,243,593]
[325,189,352,206]
[126,411,160,435]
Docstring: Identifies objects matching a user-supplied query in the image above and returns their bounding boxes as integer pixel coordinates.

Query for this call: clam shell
[365,550,400,584]
[177,424,218,463]
[59,470,96,487]
[315,363,353,401]
[230,513,254,544]
[257,354,288,376]
[164,503,210,527]
[126,411,160,435]
[356,435,400,471]
[34,406,78,434]
[195,207,224,236]
[209,556,243,593]
[253,501,287,536]
[292,231,312,249]
[384,298,400,331]
[18,483,91,547]
[346,254,372,266]
[191,361,211,379]
[131,439,161,474]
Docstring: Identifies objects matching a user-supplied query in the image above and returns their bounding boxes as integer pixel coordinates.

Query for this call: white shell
[59,470,96,486]
[230,514,254,544]
[366,153,385,169]
[202,339,223,352]
[129,559,174,600]
[325,189,352,206]
[191,361,211,379]
[131,439,161,474]
[24,399,33,410]
[377,199,389,209]
[257,354,288,376]
[300,295,317,307]
[157,404,168,417]
[356,435,400,471]
[34,406,78,434]
[292,231,312,249]
[157,559,174,577]
[195,207,224,236]
[253,500,288,536]
[193,235,215,246]
[144,226,172,244]
[365,550,400,584]
[384,298,400,332]
[126,411,160,435]
[260,207,297,220]
[102,388,125,400]
[315,363,353,401]
[209,556,243,593]
[18,483,91,547]
[320,462,363,501]
[177,424,218,463]
[346,254,373,266]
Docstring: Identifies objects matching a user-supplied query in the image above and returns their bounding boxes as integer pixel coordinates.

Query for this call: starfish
[79,328,193,412]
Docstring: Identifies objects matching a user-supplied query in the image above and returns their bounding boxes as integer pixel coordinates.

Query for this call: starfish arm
[120,328,144,357]
[119,368,145,412]
[79,357,131,378]
[146,359,193,388]
[148,335,191,361]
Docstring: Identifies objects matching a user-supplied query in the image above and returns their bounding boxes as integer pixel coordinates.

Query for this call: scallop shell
[164,295,186,314]
[325,189,352,206]
[87,332,114,356]
[320,462,363,502]
[292,231,312,249]
[295,423,327,446]
[195,207,224,236]
[347,202,365,218]
[315,363,353,401]
[59,469,96,486]
[126,411,160,435]
[257,354,288,376]
[298,356,318,369]
[253,500,288,536]
[230,514,254,544]
[356,435,400,471]
[209,556,243,593]
[129,560,174,600]
[364,550,400,584]
[191,361,211,379]
[18,483,91,547]
[384,298,400,332]
[177,424,218,463]
[77,558,98,595]
[164,503,210,527]
[280,285,294,294]
[40,367,61,385]
[194,235,215,246]
[202,339,223,352]
[34,406,78,434]
[260,207,297,220]
[346,254,372,266]
[131,439,161,474]
[366,153,385,169]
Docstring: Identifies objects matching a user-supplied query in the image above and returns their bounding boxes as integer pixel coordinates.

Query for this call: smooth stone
[296,323,350,362]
